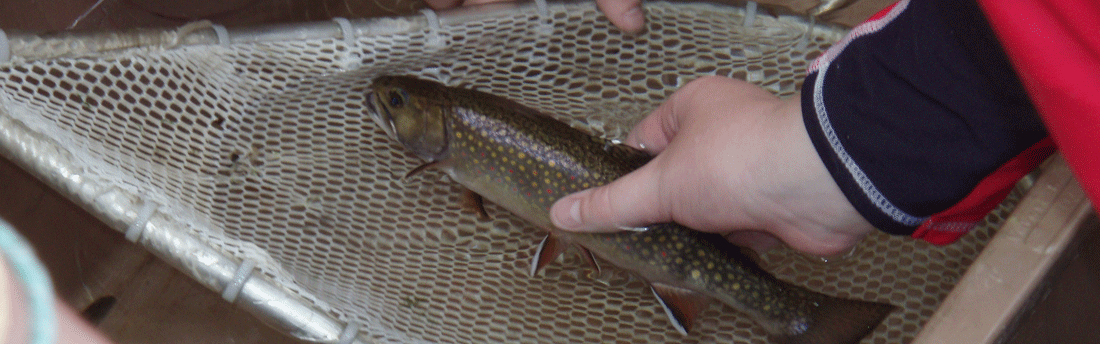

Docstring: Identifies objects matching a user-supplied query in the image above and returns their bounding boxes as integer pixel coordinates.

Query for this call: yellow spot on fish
[698,249,706,257]
[691,270,700,279]
[675,243,684,249]
[763,305,771,311]
[455,132,463,138]
[503,157,509,163]
[675,258,683,264]
[643,237,652,243]
[548,161,556,167]
[715,275,722,282]
[706,262,714,269]
[518,152,526,158]
[732,283,741,290]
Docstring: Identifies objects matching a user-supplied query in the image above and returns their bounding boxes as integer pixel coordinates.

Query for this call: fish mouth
[366,91,399,141]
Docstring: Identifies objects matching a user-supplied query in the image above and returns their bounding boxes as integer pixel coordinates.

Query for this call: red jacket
[978,0,1100,208]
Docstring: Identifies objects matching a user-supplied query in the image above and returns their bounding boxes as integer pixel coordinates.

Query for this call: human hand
[423,0,646,33]
[549,76,876,257]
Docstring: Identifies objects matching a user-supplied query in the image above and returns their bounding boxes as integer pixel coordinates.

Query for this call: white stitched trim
[812,61,927,226]
[807,0,910,73]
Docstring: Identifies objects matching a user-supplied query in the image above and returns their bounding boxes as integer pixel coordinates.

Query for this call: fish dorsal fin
[530,234,567,277]
[650,283,712,335]
[403,160,446,179]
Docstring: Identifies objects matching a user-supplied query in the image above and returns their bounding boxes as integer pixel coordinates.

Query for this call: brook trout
[366,75,894,344]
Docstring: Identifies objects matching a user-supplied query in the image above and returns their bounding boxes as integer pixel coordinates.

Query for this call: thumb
[550,160,670,232]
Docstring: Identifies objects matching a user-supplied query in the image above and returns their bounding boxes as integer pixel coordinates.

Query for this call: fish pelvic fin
[777,296,896,344]
[650,283,712,336]
[530,234,566,277]
[461,189,490,221]
[578,246,601,273]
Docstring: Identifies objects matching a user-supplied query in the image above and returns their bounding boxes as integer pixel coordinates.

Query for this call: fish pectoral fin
[403,160,446,179]
[530,234,566,277]
[461,189,491,221]
[650,283,712,336]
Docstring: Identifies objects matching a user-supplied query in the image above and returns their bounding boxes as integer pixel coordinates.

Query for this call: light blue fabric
[0,220,57,344]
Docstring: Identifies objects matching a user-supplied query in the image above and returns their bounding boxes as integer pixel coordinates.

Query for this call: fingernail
[618,226,650,232]
[552,197,583,229]
[622,7,645,33]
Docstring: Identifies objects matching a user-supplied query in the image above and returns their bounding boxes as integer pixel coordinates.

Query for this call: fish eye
[388,90,406,108]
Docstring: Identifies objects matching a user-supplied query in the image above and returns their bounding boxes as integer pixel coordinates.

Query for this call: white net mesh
[0,1,1026,343]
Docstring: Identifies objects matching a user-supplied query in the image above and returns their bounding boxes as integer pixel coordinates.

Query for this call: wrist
[757,95,874,256]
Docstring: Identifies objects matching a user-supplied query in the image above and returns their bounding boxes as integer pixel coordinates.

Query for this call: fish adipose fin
[650,283,712,335]
[777,296,896,344]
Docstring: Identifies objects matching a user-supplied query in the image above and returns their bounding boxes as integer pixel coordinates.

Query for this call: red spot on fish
[570,176,575,180]
[533,171,538,176]
[508,169,514,173]
[526,192,532,196]
[661,251,667,257]
[546,189,553,194]
[480,152,485,157]
[489,167,495,171]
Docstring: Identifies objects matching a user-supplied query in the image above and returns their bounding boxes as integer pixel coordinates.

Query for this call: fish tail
[778,296,895,344]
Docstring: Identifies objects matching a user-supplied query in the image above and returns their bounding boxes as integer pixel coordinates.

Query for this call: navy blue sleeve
[800,0,1048,235]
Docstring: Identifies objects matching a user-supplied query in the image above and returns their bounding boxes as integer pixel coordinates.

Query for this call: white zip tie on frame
[124,198,159,242]
[333,17,356,48]
[420,8,446,48]
[221,259,257,303]
[332,17,362,69]
[535,0,553,35]
[743,1,758,27]
[212,24,230,46]
[0,29,9,64]
[337,322,360,344]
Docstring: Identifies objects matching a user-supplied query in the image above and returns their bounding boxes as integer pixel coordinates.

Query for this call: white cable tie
[743,1,758,27]
[332,17,356,48]
[337,322,360,344]
[221,259,257,303]
[534,0,553,35]
[419,9,446,47]
[212,24,229,46]
[124,198,159,242]
[797,16,815,51]
[0,29,10,64]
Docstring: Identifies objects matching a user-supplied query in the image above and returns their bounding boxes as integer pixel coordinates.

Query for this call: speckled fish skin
[366,75,894,344]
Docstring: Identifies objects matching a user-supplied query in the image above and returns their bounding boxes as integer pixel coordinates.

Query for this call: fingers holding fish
[549,159,670,232]
[594,0,646,33]
[553,75,877,257]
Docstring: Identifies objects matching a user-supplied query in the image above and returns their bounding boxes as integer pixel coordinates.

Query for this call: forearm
[803,0,1050,240]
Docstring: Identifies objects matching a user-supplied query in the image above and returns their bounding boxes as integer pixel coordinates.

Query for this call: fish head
[367,75,450,161]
